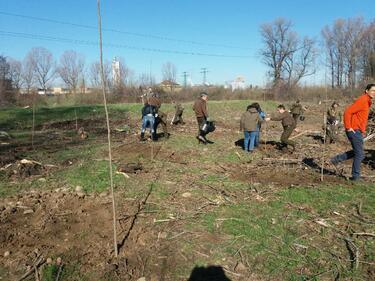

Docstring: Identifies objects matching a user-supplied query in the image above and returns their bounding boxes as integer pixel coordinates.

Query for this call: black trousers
[196,117,207,137]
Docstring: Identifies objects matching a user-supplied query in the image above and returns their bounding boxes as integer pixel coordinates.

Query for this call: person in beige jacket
[240,105,262,152]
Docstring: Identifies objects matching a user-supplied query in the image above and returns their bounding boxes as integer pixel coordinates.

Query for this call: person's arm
[270,113,282,121]
[202,101,208,118]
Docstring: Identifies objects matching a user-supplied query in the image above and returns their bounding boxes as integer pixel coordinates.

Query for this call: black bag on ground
[201,121,216,133]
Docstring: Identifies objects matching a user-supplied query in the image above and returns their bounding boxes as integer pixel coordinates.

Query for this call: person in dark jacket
[193,92,210,144]
[266,104,296,152]
[171,101,185,125]
[148,91,168,139]
[250,102,266,147]
[140,103,157,141]
[240,105,262,152]
[326,101,341,143]
[290,99,304,124]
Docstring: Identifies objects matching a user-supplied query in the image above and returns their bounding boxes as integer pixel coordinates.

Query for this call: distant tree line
[260,16,375,96]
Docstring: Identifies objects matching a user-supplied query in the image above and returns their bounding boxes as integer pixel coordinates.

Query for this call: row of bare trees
[1,48,178,102]
[322,18,375,89]
[260,17,375,94]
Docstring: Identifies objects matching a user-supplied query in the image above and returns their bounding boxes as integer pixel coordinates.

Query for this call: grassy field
[0,100,374,280]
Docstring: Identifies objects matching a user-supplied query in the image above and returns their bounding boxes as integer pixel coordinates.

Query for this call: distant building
[230,76,246,91]
[159,80,182,92]
[112,58,121,86]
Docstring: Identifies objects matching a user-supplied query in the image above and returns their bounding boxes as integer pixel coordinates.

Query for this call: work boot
[140,132,145,141]
[152,132,158,142]
[197,135,207,144]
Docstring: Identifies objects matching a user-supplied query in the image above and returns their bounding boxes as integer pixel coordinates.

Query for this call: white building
[230,76,246,91]
[112,58,121,86]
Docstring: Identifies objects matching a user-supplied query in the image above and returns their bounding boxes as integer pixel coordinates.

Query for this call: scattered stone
[234,261,246,272]
[99,192,108,197]
[38,178,47,182]
[118,163,143,174]
[181,192,192,198]
[3,251,10,257]
[46,257,53,264]
[77,192,85,199]
[23,209,34,215]
[56,257,62,265]
[137,278,146,281]
[75,186,83,192]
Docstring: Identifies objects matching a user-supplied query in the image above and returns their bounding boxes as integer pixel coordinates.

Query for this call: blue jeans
[141,115,155,133]
[254,131,260,147]
[331,130,364,179]
[244,131,257,152]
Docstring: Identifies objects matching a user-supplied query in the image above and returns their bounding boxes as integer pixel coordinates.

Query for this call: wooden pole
[97,0,118,257]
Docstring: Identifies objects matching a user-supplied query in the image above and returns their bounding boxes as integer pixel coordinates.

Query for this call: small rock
[234,261,246,272]
[38,178,46,182]
[3,251,10,257]
[46,257,53,264]
[75,186,83,192]
[137,278,146,281]
[181,192,192,198]
[56,257,62,265]
[203,148,208,152]
[76,192,85,199]
[99,192,108,197]
[23,209,34,215]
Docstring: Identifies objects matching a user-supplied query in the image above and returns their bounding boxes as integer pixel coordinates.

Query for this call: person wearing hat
[325,101,341,143]
[193,92,210,144]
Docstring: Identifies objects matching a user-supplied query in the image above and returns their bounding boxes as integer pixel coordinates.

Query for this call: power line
[0,30,255,58]
[0,11,253,51]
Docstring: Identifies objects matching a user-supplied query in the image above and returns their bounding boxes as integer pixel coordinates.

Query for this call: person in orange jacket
[330,83,375,181]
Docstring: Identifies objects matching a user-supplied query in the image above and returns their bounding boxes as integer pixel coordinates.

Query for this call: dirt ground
[0,103,374,280]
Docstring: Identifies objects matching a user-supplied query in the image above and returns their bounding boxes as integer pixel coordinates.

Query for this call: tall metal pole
[97,0,118,257]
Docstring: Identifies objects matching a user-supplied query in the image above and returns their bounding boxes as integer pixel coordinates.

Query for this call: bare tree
[284,37,316,87]
[8,58,23,90]
[138,72,155,88]
[28,47,55,93]
[343,17,365,90]
[162,62,177,82]
[0,55,10,105]
[89,60,111,88]
[260,18,315,91]
[359,20,375,83]
[57,50,85,94]
[21,54,36,95]
[162,61,177,91]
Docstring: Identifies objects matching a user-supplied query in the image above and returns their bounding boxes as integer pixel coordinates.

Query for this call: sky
[0,0,374,87]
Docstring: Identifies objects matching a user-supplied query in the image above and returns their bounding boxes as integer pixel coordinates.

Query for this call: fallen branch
[290,130,321,140]
[353,232,375,238]
[17,255,45,281]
